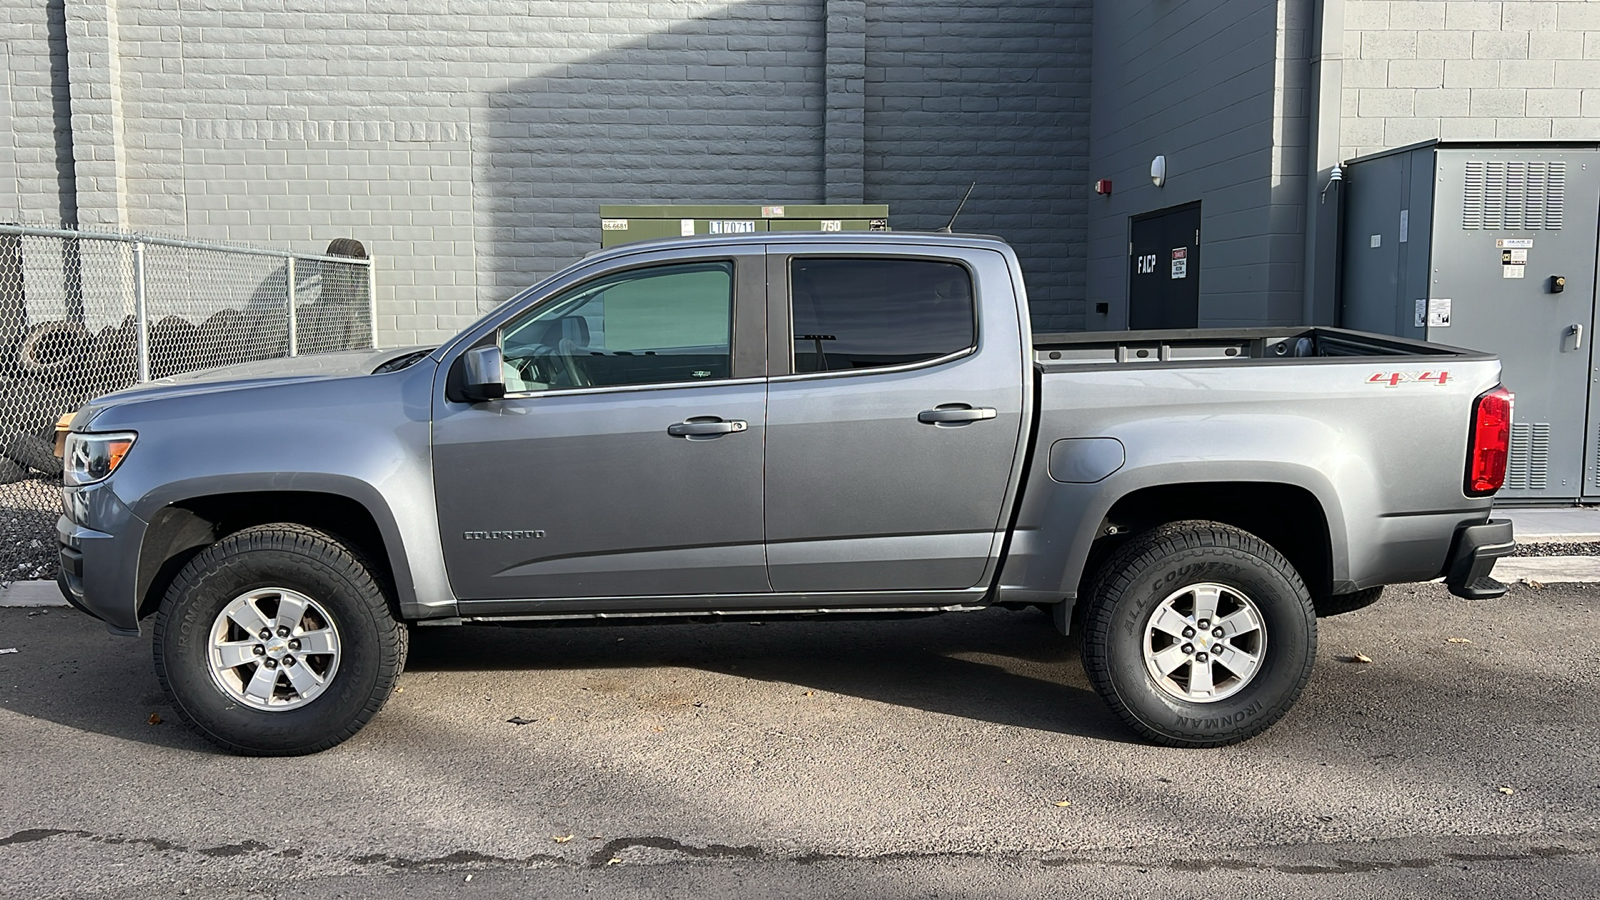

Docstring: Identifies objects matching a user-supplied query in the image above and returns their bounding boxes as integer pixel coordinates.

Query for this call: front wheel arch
[136,491,401,625]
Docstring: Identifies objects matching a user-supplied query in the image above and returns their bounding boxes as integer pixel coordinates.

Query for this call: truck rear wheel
[1081,521,1316,747]
[153,524,407,755]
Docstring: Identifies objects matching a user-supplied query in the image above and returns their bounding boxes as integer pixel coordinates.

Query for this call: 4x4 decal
[1368,371,1450,387]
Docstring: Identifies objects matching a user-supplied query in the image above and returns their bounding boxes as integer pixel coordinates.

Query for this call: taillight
[1466,386,1513,496]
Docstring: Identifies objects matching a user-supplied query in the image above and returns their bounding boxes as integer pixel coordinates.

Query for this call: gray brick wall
[863,1,1092,332]
[0,0,77,225]
[3,0,1092,343]
[1342,0,1600,157]
[1087,0,1311,330]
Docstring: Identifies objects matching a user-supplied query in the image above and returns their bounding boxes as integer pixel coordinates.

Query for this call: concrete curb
[1490,556,1600,584]
[1513,533,1600,544]
[0,581,69,608]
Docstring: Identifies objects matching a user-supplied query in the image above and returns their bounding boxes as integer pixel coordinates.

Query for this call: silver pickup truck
[57,232,1514,755]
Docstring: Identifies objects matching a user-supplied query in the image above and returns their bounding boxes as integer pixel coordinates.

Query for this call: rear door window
[789,258,976,373]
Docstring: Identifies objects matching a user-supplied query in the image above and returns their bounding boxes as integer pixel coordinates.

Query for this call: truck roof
[582,230,1014,262]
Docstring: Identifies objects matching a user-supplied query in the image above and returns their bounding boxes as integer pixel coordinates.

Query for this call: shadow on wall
[476,5,827,308]
[475,2,1089,327]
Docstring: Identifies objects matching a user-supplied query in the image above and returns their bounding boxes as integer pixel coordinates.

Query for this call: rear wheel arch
[1081,481,1337,608]
[136,491,406,624]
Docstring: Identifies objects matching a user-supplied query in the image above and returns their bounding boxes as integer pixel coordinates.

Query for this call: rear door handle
[667,417,748,437]
[917,406,997,425]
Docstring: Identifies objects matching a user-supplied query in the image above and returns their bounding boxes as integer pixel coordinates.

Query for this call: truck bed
[1032,327,1485,368]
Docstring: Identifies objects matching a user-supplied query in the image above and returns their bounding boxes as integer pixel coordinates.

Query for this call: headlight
[63,432,137,486]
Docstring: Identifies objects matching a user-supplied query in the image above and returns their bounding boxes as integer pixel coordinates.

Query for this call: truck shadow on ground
[402,606,1135,742]
[0,605,1135,748]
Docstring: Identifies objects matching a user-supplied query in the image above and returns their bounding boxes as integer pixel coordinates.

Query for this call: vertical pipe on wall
[286,256,298,357]
[1302,0,1345,325]
[367,258,378,348]
[132,240,149,382]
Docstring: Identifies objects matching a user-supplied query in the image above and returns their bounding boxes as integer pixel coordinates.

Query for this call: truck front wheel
[1081,521,1316,747]
[152,524,407,755]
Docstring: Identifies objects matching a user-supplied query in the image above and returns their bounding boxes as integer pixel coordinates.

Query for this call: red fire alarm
[1094,179,1113,195]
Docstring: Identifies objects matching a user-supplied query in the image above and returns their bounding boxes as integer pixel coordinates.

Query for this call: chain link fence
[1,225,376,582]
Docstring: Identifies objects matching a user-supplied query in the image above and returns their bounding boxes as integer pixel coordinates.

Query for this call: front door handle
[917,406,997,425]
[667,417,748,438]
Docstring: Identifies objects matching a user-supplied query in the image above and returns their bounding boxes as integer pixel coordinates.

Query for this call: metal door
[1129,203,1201,329]
[762,244,1028,593]
[1426,150,1600,501]
[431,251,770,600]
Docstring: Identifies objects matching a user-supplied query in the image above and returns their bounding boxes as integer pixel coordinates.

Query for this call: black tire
[1080,520,1317,748]
[4,433,63,477]
[1313,586,1383,618]
[16,320,91,377]
[0,456,27,485]
[153,524,407,755]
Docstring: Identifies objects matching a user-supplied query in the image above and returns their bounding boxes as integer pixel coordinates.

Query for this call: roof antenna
[938,183,976,233]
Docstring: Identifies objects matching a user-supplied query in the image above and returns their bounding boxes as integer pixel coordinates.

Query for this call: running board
[416,604,989,626]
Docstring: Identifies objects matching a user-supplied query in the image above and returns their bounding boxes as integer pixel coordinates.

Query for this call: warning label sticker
[1171,247,1188,279]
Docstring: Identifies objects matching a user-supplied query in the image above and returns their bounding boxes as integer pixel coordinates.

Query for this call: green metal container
[598,204,890,248]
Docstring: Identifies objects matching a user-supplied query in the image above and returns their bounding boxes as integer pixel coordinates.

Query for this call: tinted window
[500,262,732,392]
[790,258,975,373]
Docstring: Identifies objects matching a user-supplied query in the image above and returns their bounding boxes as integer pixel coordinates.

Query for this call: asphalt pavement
[2,582,1597,899]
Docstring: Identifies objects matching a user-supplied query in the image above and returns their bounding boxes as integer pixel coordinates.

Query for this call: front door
[1130,202,1201,329]
[763,247,1027,593]
[432,254,769,600]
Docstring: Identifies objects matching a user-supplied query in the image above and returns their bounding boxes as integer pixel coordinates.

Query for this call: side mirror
[460,345,506,402]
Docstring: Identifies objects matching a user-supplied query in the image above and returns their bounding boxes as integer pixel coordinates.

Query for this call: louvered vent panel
[1594,425,1600,490]
[1463,161,1485,228]
[1547,162,1565,228]
[1461,161,1566,230]
[1505,423,1550,491]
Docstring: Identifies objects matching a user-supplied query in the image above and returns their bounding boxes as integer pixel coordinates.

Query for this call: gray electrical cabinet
[1341,141,1600,503]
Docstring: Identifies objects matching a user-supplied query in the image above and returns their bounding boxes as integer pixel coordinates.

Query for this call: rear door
[762,243,1028,593]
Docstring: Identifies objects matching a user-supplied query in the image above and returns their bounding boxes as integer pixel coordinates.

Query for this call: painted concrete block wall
[1342,0,1600,158]
[1087,0,1311,330]
[0,1,77,225]
[3,0,1091,344]
[862,0,1092,332]
[106,0,828,345]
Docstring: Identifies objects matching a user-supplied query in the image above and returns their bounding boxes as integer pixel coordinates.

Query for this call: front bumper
[56,483,145,636]
[1442,518,1514,600]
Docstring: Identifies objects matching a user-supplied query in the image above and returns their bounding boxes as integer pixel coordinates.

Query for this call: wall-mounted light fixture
[1150,156,1167,188]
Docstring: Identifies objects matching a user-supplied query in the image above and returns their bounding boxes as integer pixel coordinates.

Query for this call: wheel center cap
[266,641,289,658]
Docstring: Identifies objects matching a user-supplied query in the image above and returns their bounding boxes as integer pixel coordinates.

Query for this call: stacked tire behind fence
[0,308,282,486]
[0,233,372,491]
